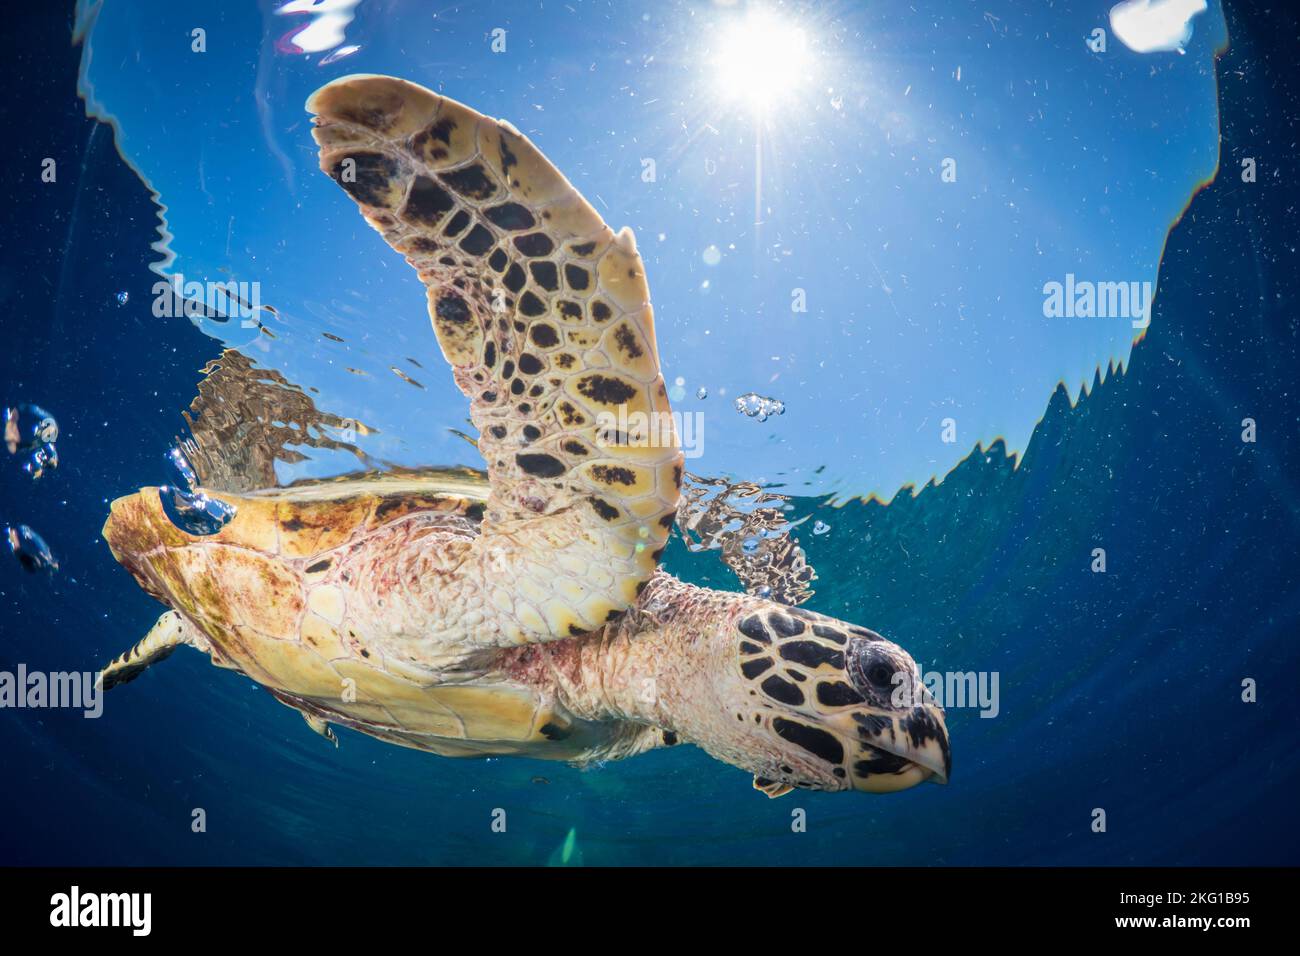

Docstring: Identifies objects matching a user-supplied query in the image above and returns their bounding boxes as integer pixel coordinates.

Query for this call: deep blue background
[0,1,1296,865]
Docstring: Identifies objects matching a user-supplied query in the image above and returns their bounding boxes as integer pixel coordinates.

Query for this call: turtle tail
[97,610,192,690]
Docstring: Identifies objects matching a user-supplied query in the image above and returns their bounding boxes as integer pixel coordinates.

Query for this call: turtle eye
[848,640,909,702]
[867,663,895,689]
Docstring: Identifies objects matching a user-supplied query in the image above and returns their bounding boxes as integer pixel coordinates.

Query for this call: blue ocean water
[0,0,1297,865]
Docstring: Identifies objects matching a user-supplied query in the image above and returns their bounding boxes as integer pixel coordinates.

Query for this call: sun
[712,10,814,114]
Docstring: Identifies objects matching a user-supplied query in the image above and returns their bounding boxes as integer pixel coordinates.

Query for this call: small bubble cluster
[5,403,60,481]
[734,392,786,422]
[4,403,61,577]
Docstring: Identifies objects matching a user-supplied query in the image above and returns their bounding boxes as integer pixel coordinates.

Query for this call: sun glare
[713,11,813,114]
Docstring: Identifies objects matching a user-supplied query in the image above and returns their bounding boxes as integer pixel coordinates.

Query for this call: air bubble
[159,485,236,536]
[813,520,830,535]
[23,443,58,480]
[4,404,59,454]
[115,290,129,307]
[6,524,58,574]
[733,392,785,421]
[165,446,199,494]
[696,387,708,400]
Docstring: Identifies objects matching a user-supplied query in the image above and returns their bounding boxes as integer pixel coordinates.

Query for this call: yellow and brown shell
[102,470,630,760]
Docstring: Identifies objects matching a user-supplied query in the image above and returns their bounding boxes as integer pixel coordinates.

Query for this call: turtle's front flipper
[97,610,189,690]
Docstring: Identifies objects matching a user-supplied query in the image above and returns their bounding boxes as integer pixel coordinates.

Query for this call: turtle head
[730,605,950,795]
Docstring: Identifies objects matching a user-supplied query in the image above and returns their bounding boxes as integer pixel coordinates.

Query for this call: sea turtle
[99,75,950,796]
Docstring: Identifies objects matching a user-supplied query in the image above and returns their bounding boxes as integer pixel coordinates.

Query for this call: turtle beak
[831,703,951,792]
[884,704,950,785]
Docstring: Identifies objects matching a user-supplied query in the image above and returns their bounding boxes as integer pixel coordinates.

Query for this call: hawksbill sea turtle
[98,75,949,797]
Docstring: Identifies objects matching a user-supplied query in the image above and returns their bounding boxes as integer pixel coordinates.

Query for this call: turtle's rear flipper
[301,712,339,748]
[97,610,188,690]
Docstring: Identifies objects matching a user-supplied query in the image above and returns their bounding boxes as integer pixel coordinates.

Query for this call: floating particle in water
[318,44,361,66]
[4,403,59,455]
[390,366,425,389]
[696,387,708,400]
[6,524,58,574]
[702,244,722,266]
[22,443,58,480]
[812,520,830,535]
[164,446,199,494]
[733,391,785,421]
[115,290,129,307]
[159,485,236,536]
[669,383,686,402]
[530,776,550,785]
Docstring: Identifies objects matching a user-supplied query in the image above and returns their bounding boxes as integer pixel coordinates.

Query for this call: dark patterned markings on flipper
[439,163,499,200]
[587,497,619,522]
[518,291,547,317]
[516,453,566,478]
[331,151,403,208]
[529,323,560,348]
[502,262,527,293]
[576,374,638,406]
[436,291,472,325]
[514,233,555,257]
[590,465,636,486]
[564,264,591,290]
[484,202,535,230]
[773,718,845,765]
[404,175,457,226]
[613,324,644,359]
[458,224,494,255]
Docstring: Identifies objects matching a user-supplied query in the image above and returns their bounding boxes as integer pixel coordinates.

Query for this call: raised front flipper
[308,75,682,646]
